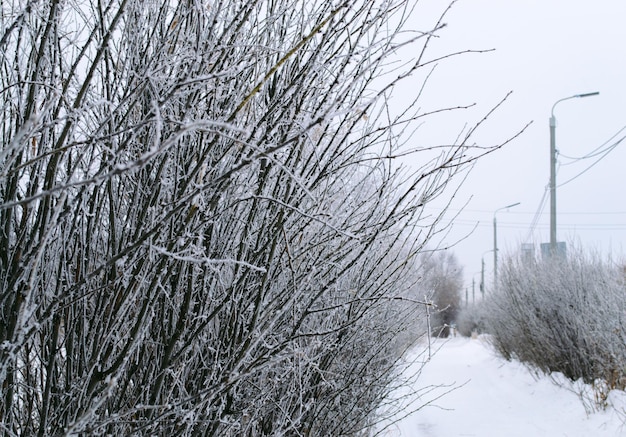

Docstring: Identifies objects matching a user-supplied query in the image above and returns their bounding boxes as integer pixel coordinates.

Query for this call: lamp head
[576,91,600,98]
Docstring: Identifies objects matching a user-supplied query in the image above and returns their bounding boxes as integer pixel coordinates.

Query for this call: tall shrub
[487,249,626,390]
[0,0,508,434]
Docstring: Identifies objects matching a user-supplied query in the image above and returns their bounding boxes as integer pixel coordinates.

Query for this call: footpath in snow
[379,336,626,437]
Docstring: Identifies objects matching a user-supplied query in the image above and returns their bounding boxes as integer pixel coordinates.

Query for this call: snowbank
[378,336,626,437]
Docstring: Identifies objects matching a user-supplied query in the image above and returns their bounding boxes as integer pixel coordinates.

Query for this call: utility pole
[472,278,475,305]
[480,257,484,299]
[549,112,557,253]
[549,92,599,254]
[493,202,520,288]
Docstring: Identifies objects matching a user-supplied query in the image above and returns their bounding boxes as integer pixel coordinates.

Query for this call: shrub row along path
[380,337,625,437]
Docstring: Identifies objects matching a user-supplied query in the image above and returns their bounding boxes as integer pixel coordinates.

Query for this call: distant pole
[494,202,520,287]
[493,219,496,288]
[549,92,599,254]
[472,278,475,304]
[480,258,484,299]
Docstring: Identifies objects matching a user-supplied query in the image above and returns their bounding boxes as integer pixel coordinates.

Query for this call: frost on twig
[0,0,514,435]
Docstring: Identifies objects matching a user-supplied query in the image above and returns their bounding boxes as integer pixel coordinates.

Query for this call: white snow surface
[379,336,626,437]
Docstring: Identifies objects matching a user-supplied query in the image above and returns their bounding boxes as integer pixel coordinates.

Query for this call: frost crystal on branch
[0,0,509,435]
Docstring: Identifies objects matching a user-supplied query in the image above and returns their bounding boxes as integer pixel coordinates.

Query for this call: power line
[526,184,549,242]
[558,135,626,188]
[559,124,626,161]
[425,206,626,215]
[450,220,626,231]
[555,124,626,188]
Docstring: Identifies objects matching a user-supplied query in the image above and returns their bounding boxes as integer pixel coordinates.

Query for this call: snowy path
[380,337,626,437]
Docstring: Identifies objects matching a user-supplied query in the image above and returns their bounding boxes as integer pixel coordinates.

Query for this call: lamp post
[480,257,485,299]
[480,249,494,297]
[493,202,520,288]
[549,92,599,254]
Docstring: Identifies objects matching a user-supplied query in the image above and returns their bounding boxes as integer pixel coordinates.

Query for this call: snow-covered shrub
[456,303,488,337]
[486,247,626,397]
[420,252,464,338]
[0,0,507,435]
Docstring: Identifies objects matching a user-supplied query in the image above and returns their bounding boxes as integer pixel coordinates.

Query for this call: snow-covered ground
[378,336,626,437]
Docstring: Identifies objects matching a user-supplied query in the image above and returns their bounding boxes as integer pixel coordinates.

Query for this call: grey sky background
[397,0,626,293]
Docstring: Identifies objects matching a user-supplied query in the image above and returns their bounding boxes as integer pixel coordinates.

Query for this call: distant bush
[485,247,626,404]
[420,252,463,338]
[456,303,488,337]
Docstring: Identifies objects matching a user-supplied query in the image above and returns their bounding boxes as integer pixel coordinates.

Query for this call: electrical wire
[525,184,549,243]
[559,125,626,162]
[520,125,626,239]
[451,219,626,231]
[425,206,626,215]
[557,134,626,188]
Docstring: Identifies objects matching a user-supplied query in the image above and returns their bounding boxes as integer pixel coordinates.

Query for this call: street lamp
[480,250,493,299]
[494,202,520,288]
[549,92,599,254]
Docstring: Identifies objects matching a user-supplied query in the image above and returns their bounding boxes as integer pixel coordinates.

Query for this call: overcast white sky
[396,0,626,294]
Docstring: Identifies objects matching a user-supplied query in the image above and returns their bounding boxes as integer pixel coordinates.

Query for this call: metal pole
[550,115,557,253]
[425,296,431,359]
[493,202,520,287]
[472,278,475,305]
[480,258,484,300]
[493,216,497,289]
[549,92,599,256]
